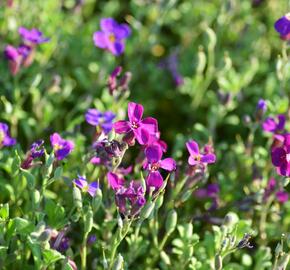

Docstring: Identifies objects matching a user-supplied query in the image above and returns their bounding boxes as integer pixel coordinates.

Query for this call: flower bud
[32,190,41,209]
[160,251,171,265]
[165,209,177,234]
[38,229,52,242]
[117,213,123,229]
[275,243,282,257]
[84,207,93,235]
[181,190,192,203]
[223,212,238,228]
[155,195,164,209]
[73,186,82,209]
[92,189,102,212]
[140,202,155,220]
[112,254,124,270]
[214,254,222,270]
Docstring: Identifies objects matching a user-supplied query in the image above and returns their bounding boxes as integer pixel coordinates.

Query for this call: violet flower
[50,230,70,252]
[113,102,158,145]
[274,14,290,41]
[0,122,16,147]
[85,109,115,134]
[21,140,45,169]
[4,45,22,75]
[144,144,176,189]
[271,134,290,176]
[108,66,132,95]
[107,172,146,215]
[262,114,285,133]
[50,133,74,160]
[18,27,50,45]
[186,140,216,166]
[73,175,98,197]
[93,18,131,56]
[159,50,184,87]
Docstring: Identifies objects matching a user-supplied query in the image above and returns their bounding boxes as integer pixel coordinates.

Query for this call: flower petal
[186,140,200,156]
[87,182,99,197]
[128,102,144,123]
[74,177,87,190]
[159,158,176,171]
[85,109,102,126]
[145,144,163,163]
[271,147,285,167]
[141,117,158,134]
[113,120,131,134]
[93,31,108,49]
[113,23,131,39]
[100,18,117,32]
[107,172,124,189]
[146,171,163,189]
[201,153,216,164]
[188,156,198,166]
[134,127,149,145]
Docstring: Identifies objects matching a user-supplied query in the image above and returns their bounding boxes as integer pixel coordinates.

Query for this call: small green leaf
[0,203,9,220]
[43,249,65,266]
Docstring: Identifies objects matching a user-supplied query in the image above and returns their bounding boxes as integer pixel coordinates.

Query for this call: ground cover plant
[0,0,289,269]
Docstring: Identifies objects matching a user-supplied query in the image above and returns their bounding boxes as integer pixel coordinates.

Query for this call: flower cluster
[4,27,49,75]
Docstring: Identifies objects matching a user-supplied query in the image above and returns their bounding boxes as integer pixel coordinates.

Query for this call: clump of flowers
[274,13,290,40]
[50,133,74,160]
[4,27,49,75]
[93,18,131,56]
[0,122,16,147]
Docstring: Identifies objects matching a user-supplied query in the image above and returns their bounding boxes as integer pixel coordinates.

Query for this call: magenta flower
[0,122,16,147]
[50,133,74,160]
[107,172,125,190]
[85,109,115,134]
[144,144,176,188]
[274,13,290,40]
[264,178,288,204]
[113,102,158,145]
[186,140,216,166]
[262,115,285,133]
[73,175,98,197]
[93,18,131,56]
[4,45,23,75]
[18,27,50,45]
[271,134,290,176]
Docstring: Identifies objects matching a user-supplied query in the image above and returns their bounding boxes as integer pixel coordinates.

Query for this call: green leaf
[7,217,34,239]
[43,249,65,266]
[21,169,36,190]
[53,166,63,179]
[0,203,9,220]
[44,199,66,229]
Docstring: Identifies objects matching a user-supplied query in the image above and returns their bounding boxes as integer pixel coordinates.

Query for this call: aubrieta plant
[0,3,289,270]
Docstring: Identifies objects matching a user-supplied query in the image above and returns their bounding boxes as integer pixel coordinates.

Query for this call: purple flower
[271,134,290,176]
[85,109,115,134]
[159,51,183,87]
[144,144,176,189]
[107,172,125,190]
[256,99,267,113]
[18,27,50,45]
[186,140,216,166]
[21,140,45,169]
[274,14,290,40]
[93,18,131,56]
[4,45,22,75]
[50,133,74,160]
[50,230,70,252]
[73,175,98,197]
[113,102,158,145]
[276,190,289,203]
[87,234,97,245]
[0,122,16,147]
[264,178,288,204]
[195,183,220,199]
[262,115,285,133]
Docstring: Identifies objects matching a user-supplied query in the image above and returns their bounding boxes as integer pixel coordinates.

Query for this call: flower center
[151,162,160,171]
[0,131,4,145]
[131,121,139,129]
[54,143,63,151]
[193,154,201,162]
[109,33,116,43]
